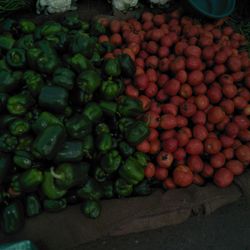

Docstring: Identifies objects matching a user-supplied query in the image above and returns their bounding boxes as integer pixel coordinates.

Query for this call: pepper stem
[50,167,63,180]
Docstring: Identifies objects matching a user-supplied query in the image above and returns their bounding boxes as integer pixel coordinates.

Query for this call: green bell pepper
[101,150,122,174]
[45,32,68,51]
[77,178,103,200]
[0,18,17,33]
[11,169,43,193]
[0,133,18,153]
[42,171,66,200]
[53,162,90,190]
[25,195,42,217]
[7,92,34,116]
[32,112,63,134]
[67,53,91,73]
[52,67,75,90]
[23,70,44,96]
[9,119,30,136]
[133,152,149,168]
[118,117,135,133]
[0,93,8,113]
[91,21,107,36]
[125,121,150,146]
[115,178,133,197]
[100,42,115,54]
[94,167,108,183]
[0,35,15,50]
[81,200,101,219]
[83,102,103,123]
[70,87,92,106]
[77,70,101,94]
[119,156,144,185]
[36,54,59,74]
[118,96,143,117]
[82,135,94,159]
[96,133,113,153]
[0,153,11,185]
[100,101,118,116]
[133,180,152,196]
[102,181,114,199]
[15,34,34,50]
[39,86,69,114]
[16,135,33,151]
[63,13,81,29]
[32,125,66,160]
[66,114,92,140]
[0,70,22,93]
[13,151,33,169]
[81,21,90,31]
[43,198,67,213]
[55,141,84,163]
[91,51,102,67]
[104,58,121,77]
[6,48,26,69]
[19,19,36,34]
[40,21,62,37]
[100,80,122,101]
[0,59,10,71]
[118,54,135,78]
[118,141,135,158]
[27,48,42,68]
[1,200,25,234]
[69,33,95,58]
[95,123,110,135]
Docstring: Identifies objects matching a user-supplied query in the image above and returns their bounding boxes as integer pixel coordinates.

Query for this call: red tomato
[163,138,179,153]
[150,101,162,114]
[149,139,161,154]
[156,151,174,168]
[187,155,204,173]
[144,163,156,179]
[186,139,204,155]
[136,140,150,153]
[138,95,151,111]
[146,111,160,128]
[226,160,244,176]
[155,167,168,181]
[173,165,194,187]
[125,85,139,98]
[160,114,177,130]
[213,168,234,188]
[163,178,176,189]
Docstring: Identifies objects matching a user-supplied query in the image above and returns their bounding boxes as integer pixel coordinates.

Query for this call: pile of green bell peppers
[0,14,150,234]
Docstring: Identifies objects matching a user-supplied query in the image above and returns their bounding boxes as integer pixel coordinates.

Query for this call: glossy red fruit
[213,168,234,188]
[187,155,204,173]
[186,139,204,155]
[173,165,194,187]
[207,106,226,124]
[204,137,222,154]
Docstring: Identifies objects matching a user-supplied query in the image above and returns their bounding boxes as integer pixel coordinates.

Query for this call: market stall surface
[79,197,250,250]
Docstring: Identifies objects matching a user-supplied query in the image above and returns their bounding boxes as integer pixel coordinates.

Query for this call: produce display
[0,7,250,236]
[97,11,250,188]
[0,15,150,234]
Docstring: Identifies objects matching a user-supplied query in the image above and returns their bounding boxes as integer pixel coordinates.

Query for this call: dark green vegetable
[67,53,91,73]
[101,150,122,174]
[40,21,62,37]
[118,141,135,158]
[119,157,144,185]
[82,135,94,158]
[32,112,63,134]
[23,70,43,96]
[91,21,106,36]
[32,125,66,160]
[0,70,22,93]
[16,135,33,151]
[83,102,103,123]
[125,121,150,146]
[6,48,26,68]
[96,133,113,153]
[0,35,15,50]
[66,114,92,140]
[63,13,81,29]
[43,198,67,213]
[53,162,89,190]
[25,195,41,217]
[133,180,152,196]
[133,152,149,168]
[70,87,92,106]
[11,169,43,193]
[39,86,68,114]
[1,201,25,234]
[7,92,34,116]
[104,58,121,77]
[0,133,18,153]
[102,182,114,199]
[94,167,108,182]
[9,119,30,136]
[95,123,110,135]
[77,70,101,94]
[52,67,75,90]
[26,48,42,68]
[77,178,103,200]
[55,141,83,163]
[118,117,135,133]
[13,151,33,169]
[15,34,34,50]
[0,93,8,113]
[19,19,36,34]
[118,96,143,117]
[42,171,66,200]
[115,178,133,198]
[99,101,117,116]
[100,80,122,101]
[118,54,135,78]
[81,200,101,219]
